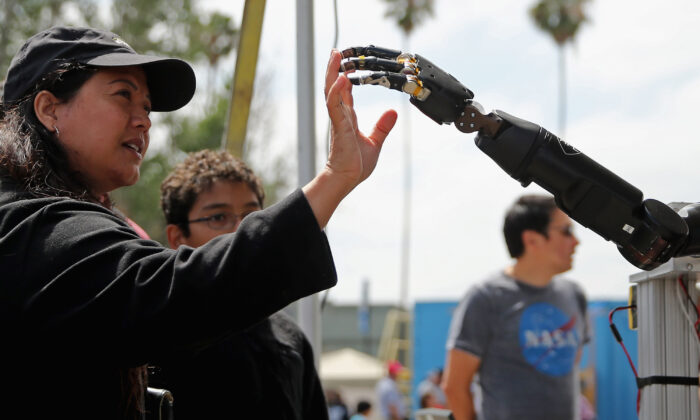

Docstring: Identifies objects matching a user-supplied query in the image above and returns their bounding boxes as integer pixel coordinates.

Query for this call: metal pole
[359,279,371,354]
[296,0,321,363]
[399,99,411,310]
[399,36,412,310]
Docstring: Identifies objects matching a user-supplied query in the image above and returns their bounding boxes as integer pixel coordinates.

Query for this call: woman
[0,26,397,419]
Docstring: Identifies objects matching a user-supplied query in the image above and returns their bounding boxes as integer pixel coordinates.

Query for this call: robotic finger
[341,45,404,60]
[340,47,424,98]
[346,71,430,100]
[340,45,474,124]
[340,56,409,74]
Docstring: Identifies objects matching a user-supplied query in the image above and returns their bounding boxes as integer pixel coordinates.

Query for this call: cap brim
[87,53,196,112]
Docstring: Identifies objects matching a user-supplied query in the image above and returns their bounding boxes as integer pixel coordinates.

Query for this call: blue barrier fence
[412,300,638,420]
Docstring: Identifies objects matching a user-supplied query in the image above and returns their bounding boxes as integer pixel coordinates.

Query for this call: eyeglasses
[549,225,575,237]
[187,210,258,231]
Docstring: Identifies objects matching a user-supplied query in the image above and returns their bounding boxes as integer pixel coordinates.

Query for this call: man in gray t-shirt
[443,194,590,420]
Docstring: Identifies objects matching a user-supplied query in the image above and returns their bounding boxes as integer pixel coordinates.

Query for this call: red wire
[677,275,700,338]
[612,280,700,415]
[609,305,640,413]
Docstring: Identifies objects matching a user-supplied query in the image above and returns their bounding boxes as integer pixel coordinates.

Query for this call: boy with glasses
[443,194,589,420]
[156,149,328,419]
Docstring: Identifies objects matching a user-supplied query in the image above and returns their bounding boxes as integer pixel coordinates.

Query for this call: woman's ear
[33,90,60,132]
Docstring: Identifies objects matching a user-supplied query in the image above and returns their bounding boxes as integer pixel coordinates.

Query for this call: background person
[156,149,328,419]
[417,368,447,408]
[327,389,350,420]
[0,26,396,419]
[443,194,589,420]
[376,360,407,420]
[419,393,438,409]
[350,400,373,420]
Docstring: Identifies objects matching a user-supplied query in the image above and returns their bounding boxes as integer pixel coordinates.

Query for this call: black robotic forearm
[473,109,692,270]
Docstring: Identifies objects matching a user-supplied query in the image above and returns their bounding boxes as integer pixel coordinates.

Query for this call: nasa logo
[518,302,579,376]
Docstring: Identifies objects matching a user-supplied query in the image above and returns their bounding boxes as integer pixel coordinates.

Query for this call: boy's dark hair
[503,194,557,258]
[160,149,264,237]
[356,400,371,414]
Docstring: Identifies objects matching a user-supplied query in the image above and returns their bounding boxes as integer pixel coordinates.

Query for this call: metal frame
[630,256,700,419]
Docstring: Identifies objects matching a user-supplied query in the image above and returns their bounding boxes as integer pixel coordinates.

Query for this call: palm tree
[530,0,590,137]
[384,0,435,35]
[382,0,435,310]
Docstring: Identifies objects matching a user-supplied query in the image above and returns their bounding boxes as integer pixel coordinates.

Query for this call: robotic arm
[340,46,700,270]
[469,107,690,270]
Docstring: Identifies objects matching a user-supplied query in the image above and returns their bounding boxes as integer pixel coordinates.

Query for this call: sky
[191,0,700,306]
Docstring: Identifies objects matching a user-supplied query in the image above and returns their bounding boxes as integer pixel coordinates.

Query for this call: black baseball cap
[2,26,196,112]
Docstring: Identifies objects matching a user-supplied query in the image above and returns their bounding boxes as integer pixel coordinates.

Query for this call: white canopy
[320,347,385,384]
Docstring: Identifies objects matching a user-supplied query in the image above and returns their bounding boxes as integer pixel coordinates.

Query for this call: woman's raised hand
[302,49,397,229]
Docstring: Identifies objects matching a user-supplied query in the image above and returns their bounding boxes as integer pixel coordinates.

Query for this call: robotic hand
[340,45,700,270]
[340,46,475,125]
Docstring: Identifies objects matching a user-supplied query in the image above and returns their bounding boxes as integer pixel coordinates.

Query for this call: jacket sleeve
[11,189,337,363]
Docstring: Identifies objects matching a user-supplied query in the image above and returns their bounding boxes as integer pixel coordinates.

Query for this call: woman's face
[53,66,152,195]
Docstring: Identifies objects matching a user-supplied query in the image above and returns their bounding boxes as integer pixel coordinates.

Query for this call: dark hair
[160,149,265,236]
[0,62,101,203]
[356,400,371,414]
[503,194,557,258]
[420,393,434,408]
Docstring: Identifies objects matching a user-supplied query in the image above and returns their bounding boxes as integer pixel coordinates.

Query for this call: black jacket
[152,312,329,420]
[0,178,336,419]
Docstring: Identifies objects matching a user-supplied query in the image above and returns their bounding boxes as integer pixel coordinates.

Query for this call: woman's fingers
[368,110,398,147]
[324,49,342,99]
[325,74,347,123]
[326,74,357,134]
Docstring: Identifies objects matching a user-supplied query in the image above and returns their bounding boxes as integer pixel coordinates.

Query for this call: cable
[320,0,339,313]
[324,0,339,159]
[675,275,700,354]
[331,0,338,48]
[677,274,698,312]
[609,305,640,414]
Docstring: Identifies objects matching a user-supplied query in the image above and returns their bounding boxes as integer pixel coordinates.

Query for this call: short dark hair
[356,400,371,414]
[160,150,264,237]
[503,194,557,258]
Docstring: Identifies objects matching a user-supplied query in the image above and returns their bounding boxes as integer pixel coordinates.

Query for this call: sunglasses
[549,225,575,237]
